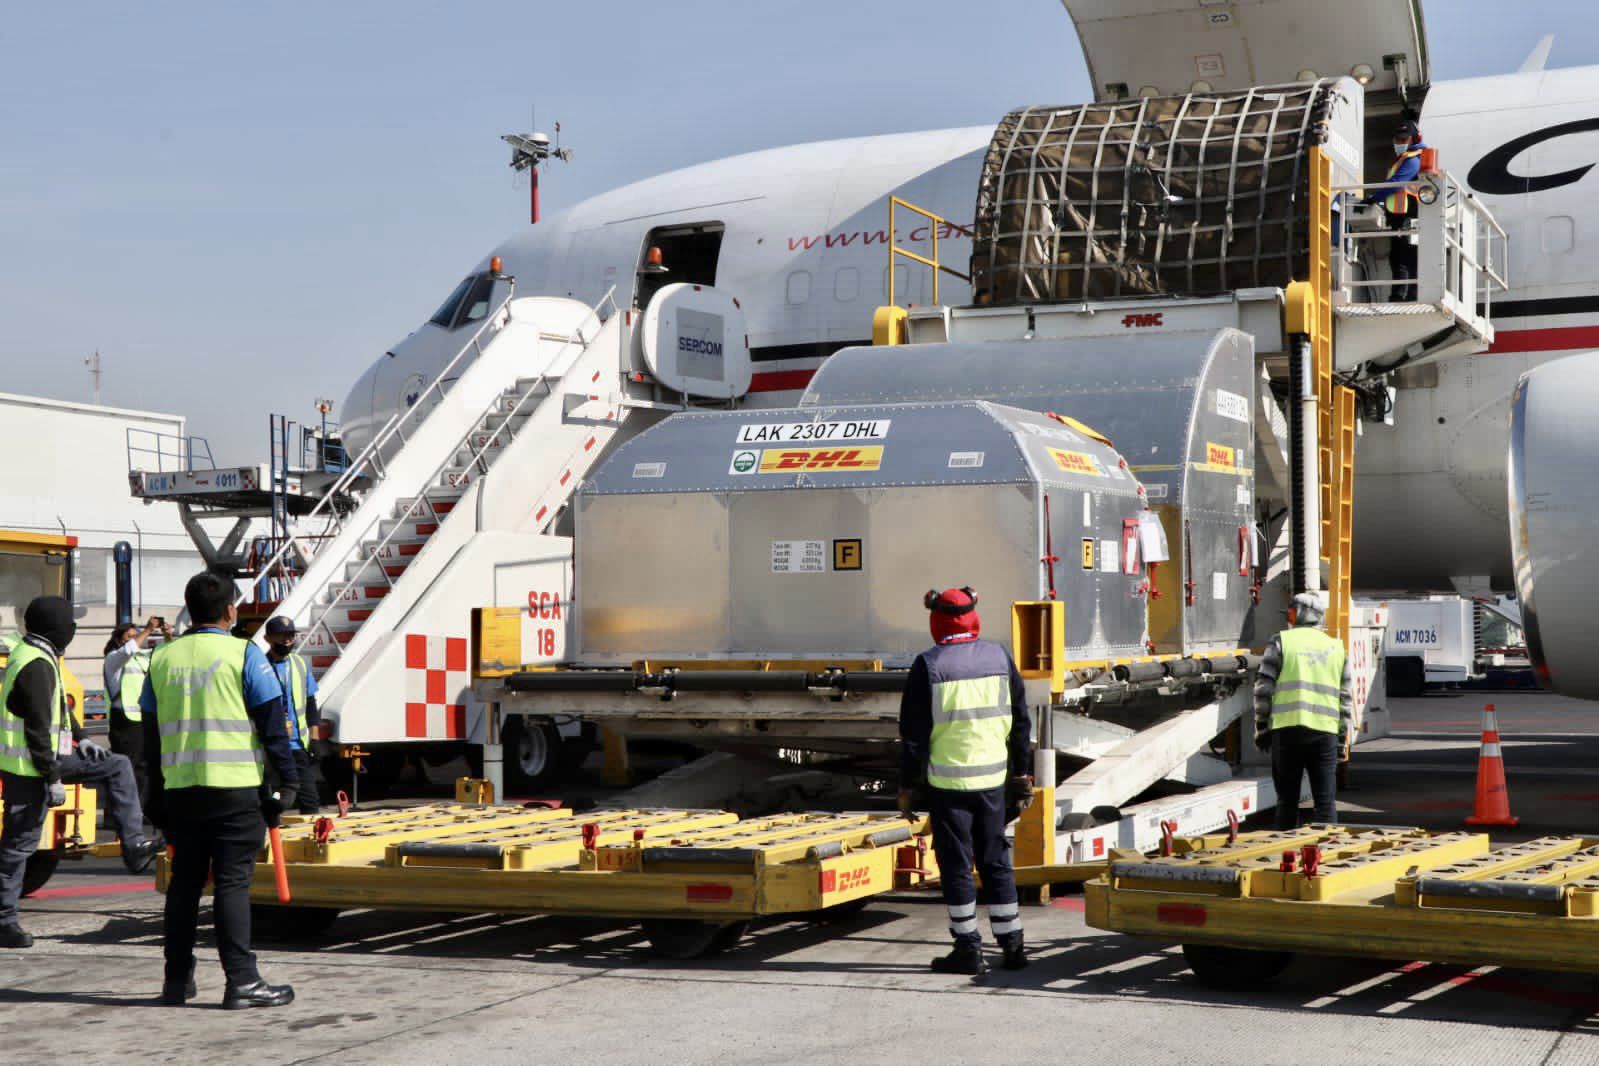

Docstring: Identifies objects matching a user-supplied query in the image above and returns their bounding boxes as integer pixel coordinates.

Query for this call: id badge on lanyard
[56,689,72,756]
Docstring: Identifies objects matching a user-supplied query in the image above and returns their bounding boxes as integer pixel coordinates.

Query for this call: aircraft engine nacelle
[1508,351,1599,698]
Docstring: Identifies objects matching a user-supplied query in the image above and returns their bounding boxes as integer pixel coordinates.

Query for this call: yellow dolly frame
[160,804,939,959]
[1086,825,1599,986]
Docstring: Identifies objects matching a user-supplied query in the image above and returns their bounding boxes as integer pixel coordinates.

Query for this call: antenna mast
[85,350,102,405]
[502,122,572,224]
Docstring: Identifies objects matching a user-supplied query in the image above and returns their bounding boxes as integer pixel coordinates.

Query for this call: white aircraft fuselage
[342,65,1599,596]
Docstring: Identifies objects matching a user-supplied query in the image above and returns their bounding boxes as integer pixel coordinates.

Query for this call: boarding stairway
[250,284,631,742]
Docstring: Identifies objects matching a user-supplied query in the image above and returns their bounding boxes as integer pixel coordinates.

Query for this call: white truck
[1368,596,1528,697]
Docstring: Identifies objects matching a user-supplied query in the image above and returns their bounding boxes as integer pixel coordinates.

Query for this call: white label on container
[1213,572,1228,600]
[771,540,827,574]
[632,462,666,479]
[1216,389,1250,423]
[1143,483,1169,500]
[728,450,760,475]
[1237,482,1250,507]
[1082,494,1092,526]
[948,451,985,469]
[1099,540,1119,574]
[737,419,890,444]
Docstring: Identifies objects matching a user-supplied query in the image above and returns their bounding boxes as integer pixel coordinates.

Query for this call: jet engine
[1508,351,1599,697]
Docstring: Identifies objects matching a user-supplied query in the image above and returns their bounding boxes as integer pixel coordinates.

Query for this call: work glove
[260,787,297,829]
[1004,774,1035,824]
[46,781,67,808]
[76,739,111,762]
[897,786,926,822]
[310,738,333,760]
[1254,728,1272,752]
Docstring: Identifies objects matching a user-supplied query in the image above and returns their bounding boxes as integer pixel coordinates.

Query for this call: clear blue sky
[0,1,1593,461]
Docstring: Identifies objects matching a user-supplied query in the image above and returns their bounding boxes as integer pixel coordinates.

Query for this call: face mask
[267,644,291,660]
[1394,142,1409,156]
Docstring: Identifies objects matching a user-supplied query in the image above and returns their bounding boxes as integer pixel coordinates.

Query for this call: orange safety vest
[1384,149,1424,214]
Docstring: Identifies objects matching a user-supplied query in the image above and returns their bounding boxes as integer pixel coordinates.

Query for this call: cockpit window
[427,273,497,330]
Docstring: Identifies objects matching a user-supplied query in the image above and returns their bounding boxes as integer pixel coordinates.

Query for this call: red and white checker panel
[404,634,469,739]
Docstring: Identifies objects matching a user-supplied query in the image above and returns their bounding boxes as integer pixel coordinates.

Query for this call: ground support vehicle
[164,802,938,958]
[1086,826,1599,986]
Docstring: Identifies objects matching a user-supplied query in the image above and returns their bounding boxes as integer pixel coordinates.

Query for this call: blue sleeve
[305,668,318,698]
[242,644,282,707]
[138,674,157,718]
[897,656,932,788]
[1392,153,1422,184]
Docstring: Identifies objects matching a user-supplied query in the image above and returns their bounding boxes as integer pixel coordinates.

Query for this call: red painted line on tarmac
[1049,897,1086,912]
[28,880,154,900]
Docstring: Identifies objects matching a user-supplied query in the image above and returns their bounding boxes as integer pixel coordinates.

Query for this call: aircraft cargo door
[1060,0,1428,99]
[635,222,724,310]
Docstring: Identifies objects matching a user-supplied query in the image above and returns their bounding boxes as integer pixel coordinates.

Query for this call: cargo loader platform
[160,804,938,959]
[1085,826,1599,984]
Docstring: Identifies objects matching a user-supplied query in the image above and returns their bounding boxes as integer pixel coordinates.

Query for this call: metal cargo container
[801,329,1259,653]
[574,402,1148,667]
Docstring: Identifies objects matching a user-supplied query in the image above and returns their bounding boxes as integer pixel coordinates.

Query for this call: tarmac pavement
[5,690,1599,1065]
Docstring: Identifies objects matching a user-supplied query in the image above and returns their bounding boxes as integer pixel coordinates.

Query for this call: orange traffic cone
[1466,703,1519,827]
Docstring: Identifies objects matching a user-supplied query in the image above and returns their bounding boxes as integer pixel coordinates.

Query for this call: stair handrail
[297,286,618,665]
[238,282,519,605]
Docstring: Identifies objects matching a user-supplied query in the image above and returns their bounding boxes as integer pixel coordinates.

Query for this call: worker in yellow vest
[1363,119,1427,301]
[138,572,299,1008]
[262,617,322,814]
[103,615,171,808]
[898,587,1032,976]
[1,597,160,949]
[1253,591,1354,828]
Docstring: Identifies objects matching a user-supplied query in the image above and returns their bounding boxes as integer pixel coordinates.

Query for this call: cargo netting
[970,83,1336,304]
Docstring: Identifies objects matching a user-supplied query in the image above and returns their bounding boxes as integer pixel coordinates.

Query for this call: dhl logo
[1048,448,1104,477]
[819,864,874,894]
[759,446,883,473]
[1205,442,1236,470]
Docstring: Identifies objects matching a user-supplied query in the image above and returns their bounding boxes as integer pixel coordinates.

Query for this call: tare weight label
[771,540,827,573]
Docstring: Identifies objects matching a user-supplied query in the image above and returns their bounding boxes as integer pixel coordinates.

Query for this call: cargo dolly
[161,803,938,959]
[1084,826,1599,987]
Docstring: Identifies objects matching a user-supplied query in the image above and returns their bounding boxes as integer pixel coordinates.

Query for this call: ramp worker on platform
[1365,119,1427,302]
[262,616,322,814]
[0,596,162,949]
[1254,590,1353,829]
[139,572,299,1008]
[898,587,1033,976]
[104,615,171,808]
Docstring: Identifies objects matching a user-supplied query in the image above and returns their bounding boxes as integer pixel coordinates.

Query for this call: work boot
[999,934,1028,971]
[930,942,988,976]
[122,838,162,875]
[159,962,198,1005]
[222,978,295,1009]
[0,923,34,949]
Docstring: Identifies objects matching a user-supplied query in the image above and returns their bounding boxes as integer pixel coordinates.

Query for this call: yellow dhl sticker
[1204,443,1236,470]
[1048,448,1104,477]
[757,446,884,474]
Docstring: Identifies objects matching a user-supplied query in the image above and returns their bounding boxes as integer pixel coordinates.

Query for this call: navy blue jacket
[898,637,1032,788]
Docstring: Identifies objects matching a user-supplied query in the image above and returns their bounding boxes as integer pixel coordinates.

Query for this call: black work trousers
[927,786,1021,949]
[108,705,147,810]
[1388,215,1418,302]
[291,748,322,813]
[1270,726,1339,829]
[163,787,265,986]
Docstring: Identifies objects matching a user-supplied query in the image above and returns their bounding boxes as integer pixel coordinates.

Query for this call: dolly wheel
[250,903,342,940]
[1182,943,1295,989]
[643,919,749,959]
[20,852,60,897]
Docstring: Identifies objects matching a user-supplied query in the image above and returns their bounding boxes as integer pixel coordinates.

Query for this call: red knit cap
[926,587,981,645]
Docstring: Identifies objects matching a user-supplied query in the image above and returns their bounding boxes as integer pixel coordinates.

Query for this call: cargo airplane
[335,1,1599,698]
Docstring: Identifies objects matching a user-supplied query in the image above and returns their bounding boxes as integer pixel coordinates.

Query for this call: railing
[886,196,970,308]
[126,427,215,473]
[1332,171,1508,319]
[238,282,521,606]
[295,285,619,664]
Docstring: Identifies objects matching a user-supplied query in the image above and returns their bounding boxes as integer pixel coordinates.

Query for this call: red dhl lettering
[1205,442,1236,469]
[820,864,873,894]
[758,446,884,474]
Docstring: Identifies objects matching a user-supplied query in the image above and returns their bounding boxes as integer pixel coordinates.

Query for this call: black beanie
[23,595,76,654]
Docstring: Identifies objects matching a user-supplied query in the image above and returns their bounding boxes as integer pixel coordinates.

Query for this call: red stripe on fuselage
[1488,325,1599,353]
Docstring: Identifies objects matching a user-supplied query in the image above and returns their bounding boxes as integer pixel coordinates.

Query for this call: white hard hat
[1292,591,1328,616]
